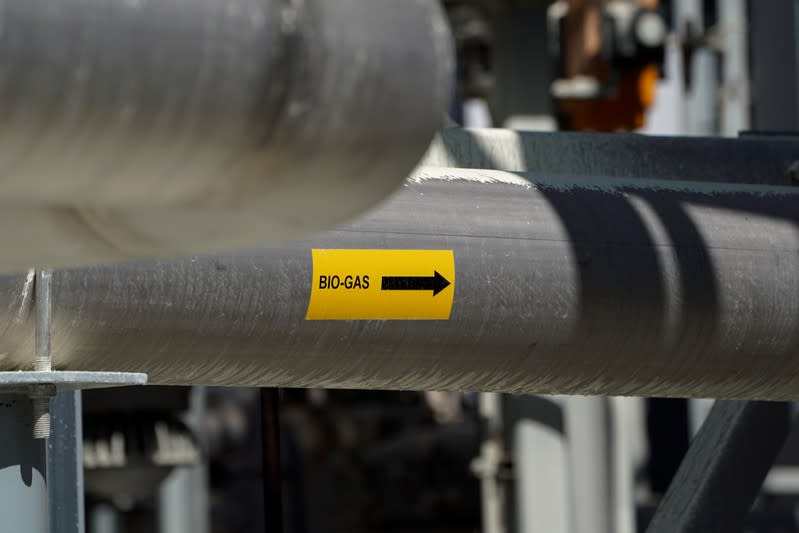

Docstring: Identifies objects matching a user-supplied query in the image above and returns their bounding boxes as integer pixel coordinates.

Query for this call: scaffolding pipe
[0,167,798,399]
[0,0,452,272]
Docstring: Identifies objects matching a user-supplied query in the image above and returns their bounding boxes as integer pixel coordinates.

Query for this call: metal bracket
[7,269,148,439]
[0,271,148,533]
[0,371,148,395]
[645,400,791,533]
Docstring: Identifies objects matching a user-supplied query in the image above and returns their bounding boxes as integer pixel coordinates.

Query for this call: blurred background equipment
[548,0,666,130]
[1,1,799,533]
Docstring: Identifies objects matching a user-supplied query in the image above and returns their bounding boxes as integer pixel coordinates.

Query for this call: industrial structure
[0,0,797,532]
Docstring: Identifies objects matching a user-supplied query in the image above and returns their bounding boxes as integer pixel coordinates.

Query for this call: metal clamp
[0,269,147,439]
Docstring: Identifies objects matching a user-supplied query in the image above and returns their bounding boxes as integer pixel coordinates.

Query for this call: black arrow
[381,271,451,296]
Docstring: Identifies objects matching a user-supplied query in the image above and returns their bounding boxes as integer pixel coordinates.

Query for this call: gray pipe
[1,167,798,399]
[0,0,452,271]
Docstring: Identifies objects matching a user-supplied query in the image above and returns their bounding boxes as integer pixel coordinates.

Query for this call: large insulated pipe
[1,167,798,399]
[0,0,451,271]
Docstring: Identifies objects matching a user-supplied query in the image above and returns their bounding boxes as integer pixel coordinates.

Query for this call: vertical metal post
[158,387,209,533]
[749,0,799,130]
[261,388,283,533]
[674,0,718,135]
[508,395,571,533]
[610,397,643,533]
[688,399,714,436]
[489,4,552,127]
[498,396,518,533]
[48,390,86,533]
[90,503,122,533]
[565,397,613,533]
[159,465,209,533]
[718,0,749,136]
[477,393,506,533]
[503,395,631,533]
[0,394,49,533]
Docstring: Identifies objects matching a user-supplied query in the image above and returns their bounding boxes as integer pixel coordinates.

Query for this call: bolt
[31,398,51,439]
[32,269,54,439]
[29,384,55,439]
[35,270,52,372]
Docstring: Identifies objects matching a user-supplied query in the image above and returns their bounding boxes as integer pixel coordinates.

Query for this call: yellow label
[305,249,455,320]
